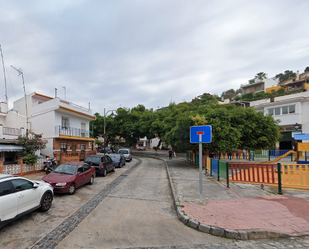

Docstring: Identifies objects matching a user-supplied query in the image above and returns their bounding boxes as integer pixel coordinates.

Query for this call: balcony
[3,127,22,136]
[32,96,93,118]
[55,125,89,138]
[0,126,25,139]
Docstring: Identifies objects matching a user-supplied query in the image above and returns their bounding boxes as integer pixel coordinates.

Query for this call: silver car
[118,148,132,162]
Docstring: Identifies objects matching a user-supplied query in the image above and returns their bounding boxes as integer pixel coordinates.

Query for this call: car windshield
[54,164,77,175]
[119,150,128,154]
[85,156,100,164]
[109,154,120,159]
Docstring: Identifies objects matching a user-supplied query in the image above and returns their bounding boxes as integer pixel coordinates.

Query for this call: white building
[13,92,96,160]
[240,77,278,94]
[250,91,309,149]
[0,101,26,164]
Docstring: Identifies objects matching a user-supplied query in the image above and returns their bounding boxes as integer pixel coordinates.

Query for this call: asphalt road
[1,154,309,249]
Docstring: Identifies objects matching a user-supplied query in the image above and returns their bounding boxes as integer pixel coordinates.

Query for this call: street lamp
[294,123,301,131]
[103,108,116,153]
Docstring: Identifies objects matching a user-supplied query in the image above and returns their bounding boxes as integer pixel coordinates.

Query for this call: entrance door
[72,143,77,156]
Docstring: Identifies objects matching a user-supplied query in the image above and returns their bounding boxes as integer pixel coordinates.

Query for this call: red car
[42,162,95,195]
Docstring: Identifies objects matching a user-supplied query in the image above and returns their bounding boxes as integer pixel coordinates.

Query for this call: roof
[0,174,20,180]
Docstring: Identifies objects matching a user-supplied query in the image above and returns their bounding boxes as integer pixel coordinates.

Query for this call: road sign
[294,133,309,140]
[190,126,212,143]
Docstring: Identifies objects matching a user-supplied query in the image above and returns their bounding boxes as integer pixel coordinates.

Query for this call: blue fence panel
[195,154,199,165]
[211,159,219,177]
[270,150,291,158]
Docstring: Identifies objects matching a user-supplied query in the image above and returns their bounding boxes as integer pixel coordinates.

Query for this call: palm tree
[255,72,267,80]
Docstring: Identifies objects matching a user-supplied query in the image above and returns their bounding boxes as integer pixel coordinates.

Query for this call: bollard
[277,163,283,195]
[226,162,230,188]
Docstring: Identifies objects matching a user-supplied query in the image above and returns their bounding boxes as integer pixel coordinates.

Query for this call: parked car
[0,174,54,228]
[84,154,115,176]
[137,146,145,151]
[99,147,115,153]
[118,148,132,162]
[42,162,95,195]
[109,153,126,168]
[119,147,132,153]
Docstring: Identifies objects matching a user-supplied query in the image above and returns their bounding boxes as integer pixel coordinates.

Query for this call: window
[62,116,70,129]
[11,179,33,192]
[282,106,288,115]
[103,156,112,163]
[0,181,12,196]
[268,105,296,116]
[78,165,84,174]
[81,144,85,152]
[289,105,295,114]
[84,164,90,171]
[81,123,86,137]
[61,143,67,152]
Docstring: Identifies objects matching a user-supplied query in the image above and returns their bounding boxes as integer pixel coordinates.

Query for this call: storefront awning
[0,145,24,152]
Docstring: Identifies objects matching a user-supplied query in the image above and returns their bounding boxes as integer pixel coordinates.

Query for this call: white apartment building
[13,92,96,160]
[250,91,309,150]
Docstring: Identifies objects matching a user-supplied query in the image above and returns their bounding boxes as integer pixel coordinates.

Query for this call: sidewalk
[165,156,309,240]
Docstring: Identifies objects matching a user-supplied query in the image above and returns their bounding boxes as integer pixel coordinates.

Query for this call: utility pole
[0,45,8,102]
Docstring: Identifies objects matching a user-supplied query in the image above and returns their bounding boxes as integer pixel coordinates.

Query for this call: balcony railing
[3,127,22,136]
[55,125,89,137]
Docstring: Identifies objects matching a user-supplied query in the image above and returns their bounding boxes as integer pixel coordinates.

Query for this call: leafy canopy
[93,93,281,153]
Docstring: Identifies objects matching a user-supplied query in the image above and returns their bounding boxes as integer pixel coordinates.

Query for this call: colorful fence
[280,163,309,189]
[186,153,309,190]
[188,150,309,162]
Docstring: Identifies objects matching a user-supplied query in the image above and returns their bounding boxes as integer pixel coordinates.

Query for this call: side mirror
[33,183,39,189]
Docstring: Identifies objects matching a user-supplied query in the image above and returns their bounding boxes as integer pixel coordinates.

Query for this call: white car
[0,174,54,228]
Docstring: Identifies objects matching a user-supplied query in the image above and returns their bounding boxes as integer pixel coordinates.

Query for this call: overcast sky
[1,0,309,115]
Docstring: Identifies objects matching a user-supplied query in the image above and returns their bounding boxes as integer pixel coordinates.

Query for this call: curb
[163,159,309,240]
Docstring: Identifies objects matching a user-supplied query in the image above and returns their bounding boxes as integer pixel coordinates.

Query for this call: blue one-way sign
[190,126,212,143]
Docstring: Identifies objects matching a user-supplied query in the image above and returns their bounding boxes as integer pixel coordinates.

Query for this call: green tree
[17,131,47,165]
[275,70,296,82]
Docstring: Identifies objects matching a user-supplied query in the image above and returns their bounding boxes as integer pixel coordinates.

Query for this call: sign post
[190,126,212,202]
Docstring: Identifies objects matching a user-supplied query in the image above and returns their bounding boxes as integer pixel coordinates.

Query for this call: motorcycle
[43,158,57,174]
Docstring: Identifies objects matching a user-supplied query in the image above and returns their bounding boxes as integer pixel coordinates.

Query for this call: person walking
[168,148,173,159]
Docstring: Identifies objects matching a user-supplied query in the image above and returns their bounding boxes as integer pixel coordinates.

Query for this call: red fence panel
[229,163,278,185]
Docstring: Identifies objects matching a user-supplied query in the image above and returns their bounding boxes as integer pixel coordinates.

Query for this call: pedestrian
[168,148,173,159]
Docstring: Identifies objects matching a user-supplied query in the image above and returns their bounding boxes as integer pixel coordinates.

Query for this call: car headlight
[56,183,67,186]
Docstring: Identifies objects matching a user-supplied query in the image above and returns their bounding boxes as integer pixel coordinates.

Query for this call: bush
[23,154,38,165]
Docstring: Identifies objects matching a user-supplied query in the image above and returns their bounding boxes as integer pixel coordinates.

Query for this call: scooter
[43,158,57,174]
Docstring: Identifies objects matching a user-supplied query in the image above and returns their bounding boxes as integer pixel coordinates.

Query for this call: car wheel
[39,192,53,212]
[124,160,126,166]
[102,168,107,177]
[112,164,115,172]
[119,162,122,168]
[68,183,76,195]
[89,175,94,185]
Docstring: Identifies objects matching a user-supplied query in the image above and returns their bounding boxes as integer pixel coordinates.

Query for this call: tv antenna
[11,65,29,136]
